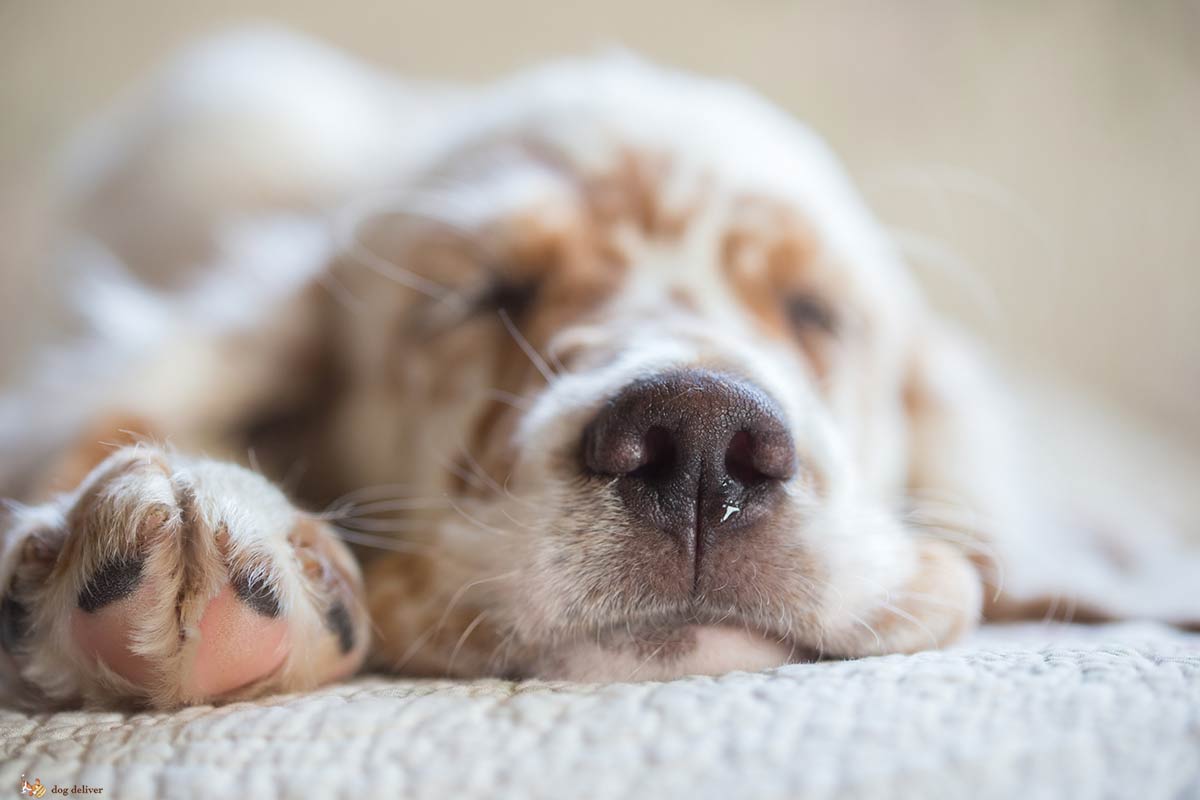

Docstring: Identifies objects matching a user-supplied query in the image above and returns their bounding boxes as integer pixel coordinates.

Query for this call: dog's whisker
[878,600,942,651]
[323,482,430,510]
[329,526,436,553]
[546,348,568,377]
[315,266,368,315]
[485,627,521,674]
[447,610,491,674]
[334,497,455,516]
[455,438,517,502]
[429,446,492,493]
[910,525,1006,600]
[453,437,542,514]
[333,193,461,302]
[497,308,559,384]
[846,611,883,651]
[392,570,519,672]
[627,639,671,681]
[280,458,309,494]
[445,496,514,538]
[482,387,534,411]
[333,518,440,533]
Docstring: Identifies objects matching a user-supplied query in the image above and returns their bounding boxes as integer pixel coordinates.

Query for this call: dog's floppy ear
[901,321,1017,602]
[903,321,1200,630]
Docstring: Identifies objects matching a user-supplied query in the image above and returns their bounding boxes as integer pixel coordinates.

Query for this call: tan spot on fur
[983,594,1112,625]
[719,196,843,375]
[62,454,172,553]
[668,287,699,311]
[366,551,435,602]
[584,150,700,239]
[721,198,818,335]
[364,552,503,677]
[289,517,364,597]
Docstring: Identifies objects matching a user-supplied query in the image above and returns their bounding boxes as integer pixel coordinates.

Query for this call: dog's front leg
[1,435,369,710]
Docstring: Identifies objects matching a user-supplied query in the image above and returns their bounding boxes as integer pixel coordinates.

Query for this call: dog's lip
[573,617,819,671]
[583,609,802,653]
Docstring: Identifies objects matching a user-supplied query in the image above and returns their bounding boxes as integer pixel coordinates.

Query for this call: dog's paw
[0,446,367,708]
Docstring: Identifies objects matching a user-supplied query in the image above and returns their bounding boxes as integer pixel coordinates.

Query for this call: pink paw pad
[70,559,289,701]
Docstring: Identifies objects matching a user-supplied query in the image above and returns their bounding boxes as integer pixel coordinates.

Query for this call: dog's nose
[582,370,796,539]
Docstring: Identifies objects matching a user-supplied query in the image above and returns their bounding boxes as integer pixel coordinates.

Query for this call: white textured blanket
[3,622,1197,800]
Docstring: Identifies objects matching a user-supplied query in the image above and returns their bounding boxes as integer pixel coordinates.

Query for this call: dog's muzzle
[582,369,796,556]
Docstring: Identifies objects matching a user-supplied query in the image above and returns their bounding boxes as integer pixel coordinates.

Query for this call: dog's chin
[538,625,801,683]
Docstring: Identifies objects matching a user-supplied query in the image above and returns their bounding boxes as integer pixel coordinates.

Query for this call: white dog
[1,29,1196,709]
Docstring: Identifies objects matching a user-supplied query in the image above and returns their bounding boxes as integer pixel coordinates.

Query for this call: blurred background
[1,1,1198,449]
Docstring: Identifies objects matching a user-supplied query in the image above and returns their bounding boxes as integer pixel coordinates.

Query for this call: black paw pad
[231,571,282,618]
[0,594,29,653]
[77,556,144,613]
[325,600,355,654]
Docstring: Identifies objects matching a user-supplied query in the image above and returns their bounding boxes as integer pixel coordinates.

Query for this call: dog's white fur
[1,28,1196,709]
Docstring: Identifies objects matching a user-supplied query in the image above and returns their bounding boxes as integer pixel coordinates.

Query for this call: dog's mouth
[539,613,813,681]
[533,604,817,681]
[598,605,805,649]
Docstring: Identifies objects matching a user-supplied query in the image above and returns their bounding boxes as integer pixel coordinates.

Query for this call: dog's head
[330,58,983,679]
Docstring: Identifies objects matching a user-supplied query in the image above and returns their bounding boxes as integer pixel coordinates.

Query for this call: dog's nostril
[583,422,678,478]
[746,432,798,483]
[724,429,796,486]
[631,426,676,481]
[595,434,643,475]
[724,430,761,485]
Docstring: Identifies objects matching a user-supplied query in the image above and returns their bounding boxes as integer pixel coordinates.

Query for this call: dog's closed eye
[472,273,540,317]
[785,292,838,336]
[408,270,540,337]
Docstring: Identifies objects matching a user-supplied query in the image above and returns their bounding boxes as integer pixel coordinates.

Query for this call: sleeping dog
[1,30,1195,709]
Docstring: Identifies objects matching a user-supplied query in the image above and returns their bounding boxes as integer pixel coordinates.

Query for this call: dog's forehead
[426,56,914,306]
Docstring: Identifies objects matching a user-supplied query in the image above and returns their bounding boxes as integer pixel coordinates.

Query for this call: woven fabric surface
[3,622,1197,800]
